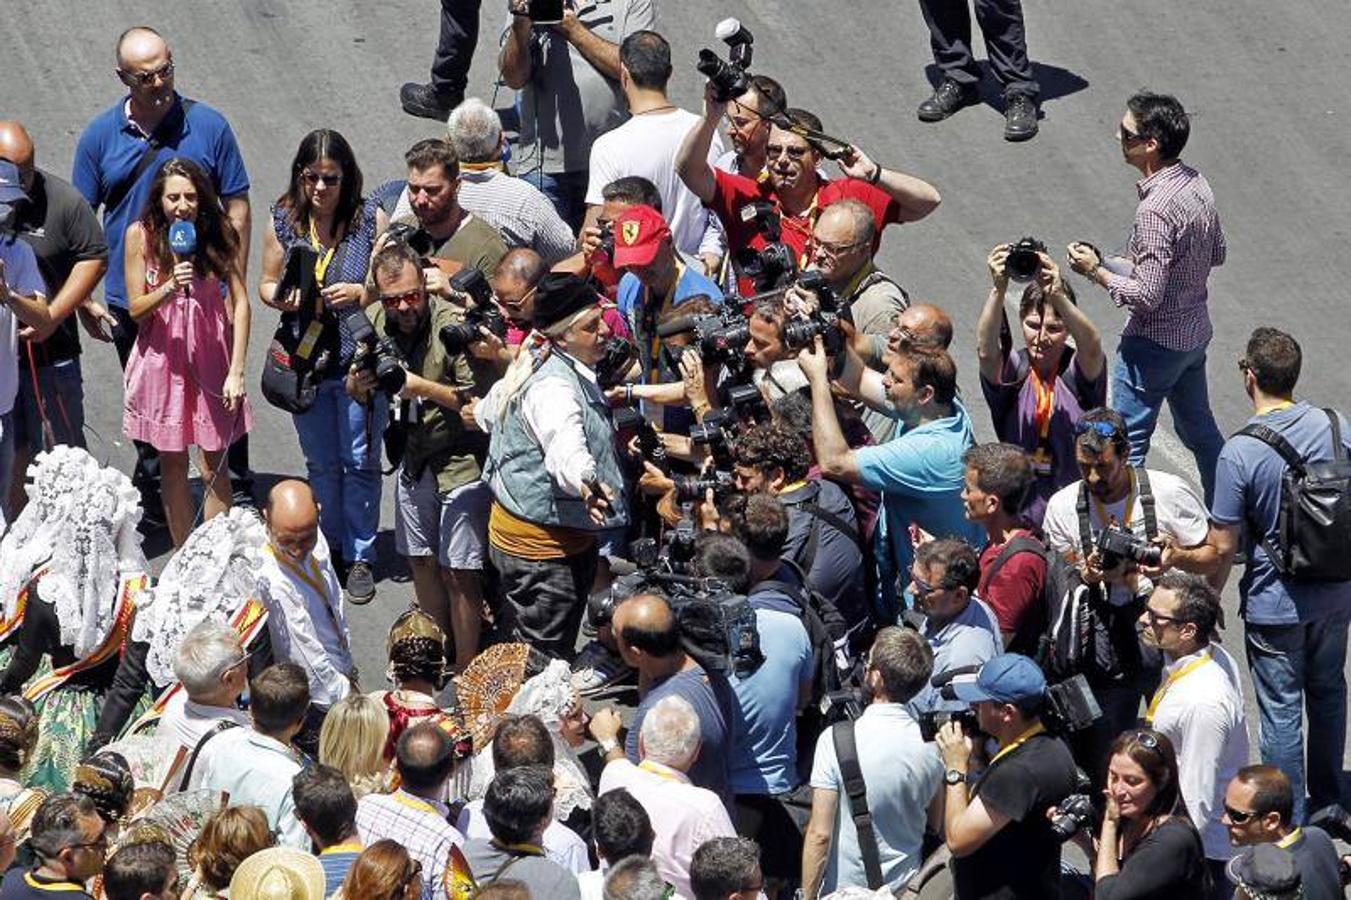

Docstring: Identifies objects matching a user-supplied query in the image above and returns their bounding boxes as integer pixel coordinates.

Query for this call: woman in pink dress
[123,157,252,547]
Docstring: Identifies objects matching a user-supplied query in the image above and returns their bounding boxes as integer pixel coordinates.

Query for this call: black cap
[531,273,597,330]
[1226,843,1301,894]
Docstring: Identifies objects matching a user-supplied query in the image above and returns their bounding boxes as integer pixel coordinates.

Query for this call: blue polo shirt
[72,93,249,308]
[1,234,46,415]
[616,264,722,433]
[910,596,1001,714]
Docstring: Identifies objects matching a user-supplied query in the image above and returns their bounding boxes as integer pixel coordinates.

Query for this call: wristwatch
[597,736,619,754]
[944,768,966,786]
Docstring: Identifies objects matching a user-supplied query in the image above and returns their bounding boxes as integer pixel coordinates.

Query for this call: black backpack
[750,562,852,707]
[980,534,1088,681]
[1236,408,1351,583]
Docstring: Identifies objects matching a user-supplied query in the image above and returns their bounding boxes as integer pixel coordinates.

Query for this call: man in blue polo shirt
[1208,327,1351,825]
[907,537,1001,715]
[612,203,722,434]
[799,338,984,621]
[72,25,253,515]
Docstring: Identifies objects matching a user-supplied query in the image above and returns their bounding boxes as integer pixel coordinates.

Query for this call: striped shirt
[455,166,578,265]
[1107,162,1226,351]
[318,842,362,896]
[356,790,464,900]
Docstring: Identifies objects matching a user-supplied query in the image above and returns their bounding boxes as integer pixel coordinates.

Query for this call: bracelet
[867,164,883,185]
[597,737,619,754]
[624,384,634,404]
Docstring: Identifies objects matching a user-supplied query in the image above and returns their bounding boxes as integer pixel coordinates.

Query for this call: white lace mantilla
[132,508,268,686]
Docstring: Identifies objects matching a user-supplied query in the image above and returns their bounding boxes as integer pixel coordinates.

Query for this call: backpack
[1236,408,1351,582]
[981,533,1089,682]
[782,483,878,648]
[749,562,852,707]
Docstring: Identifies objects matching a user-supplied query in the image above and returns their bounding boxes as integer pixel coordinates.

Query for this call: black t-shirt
[952,732,1079,900]
[10,168,109,364]
[1287,827,1344,900]
[1095,818,1206,900]
[0,869,94,900]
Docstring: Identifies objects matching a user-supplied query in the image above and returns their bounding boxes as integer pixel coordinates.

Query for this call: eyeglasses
[765,144,810,161]
[1223,805,1258,825]
[813,236,867,259]
[380,288,423,310]
[301,171,344,187]
[1143,607,1179,626]
[1074,420,1121,440]
[67,834,109,854]
[119,60,175,86]
[1117,124,1146,144]
[911,574,942,600]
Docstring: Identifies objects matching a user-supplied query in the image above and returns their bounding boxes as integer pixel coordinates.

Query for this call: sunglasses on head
[1074,420,1121,440]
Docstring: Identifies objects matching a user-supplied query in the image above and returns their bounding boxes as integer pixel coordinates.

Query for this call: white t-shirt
[1042,468,1210,605]
[584,108,725,259]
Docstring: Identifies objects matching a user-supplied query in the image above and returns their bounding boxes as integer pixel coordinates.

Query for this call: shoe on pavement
[400,82,462,121]
[571,639,635,696]
[917,78,979,123]
[346,561,377,605]
[1003,94,1040,142]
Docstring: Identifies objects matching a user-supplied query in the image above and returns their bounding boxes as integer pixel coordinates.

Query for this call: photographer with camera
[907,539,1001,715]
[475,273,628,660]
[1222,766,1344,899]
[1041,408,1222,778]
[802,626,943,898]
[497,0,657,230]
[1140,573,1248,888]
[938,653,1079,900]
[346,239,491,669]
[678,78,941,297]
[1050,728,1208,899]
[714,75,786,181]
[797,336,983,618]
[977,243,1105,524]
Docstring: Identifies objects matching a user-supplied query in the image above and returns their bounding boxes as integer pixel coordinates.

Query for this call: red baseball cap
[611,204,672,269]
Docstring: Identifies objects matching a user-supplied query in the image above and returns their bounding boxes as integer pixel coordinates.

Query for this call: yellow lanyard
[644,261,686,383]
[1144,650,1213,723]
[393,790,439,815]
[1092,468,1136,530]
[987,722,1046,768]
[490,840,545,857]
[1259,401,1295,416]
[1276,828,1301,849]
[307,220,338,285]
[265,545,348,651]
[638,760,685,783]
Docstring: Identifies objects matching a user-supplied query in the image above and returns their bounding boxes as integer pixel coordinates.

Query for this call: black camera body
[595,337,639,391]
[1043,674,1104,733]
[782,272,848,357]
[439,303,508,357]
[385,220,437,260]
[611,405,669,475]
[1005,236,1048,283]
[918,708,981,743]
[696,18,754,103]
[345,309,407,397]
[1095,525,1163,569]
[597,220,616,264]
[734,201,797,292]
[659,308,752,369]
[1050,792,1095,841]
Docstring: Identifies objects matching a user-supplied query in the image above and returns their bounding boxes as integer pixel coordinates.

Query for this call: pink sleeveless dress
[122,223,253,452]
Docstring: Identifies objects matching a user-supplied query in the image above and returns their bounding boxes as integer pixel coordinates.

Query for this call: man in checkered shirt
[1068,91,1227,504]
[356,723,465,900]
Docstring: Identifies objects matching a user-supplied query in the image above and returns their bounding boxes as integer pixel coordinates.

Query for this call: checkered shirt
[1107,161,1227,351]
[355,789,464,900]
[457,167,577,265]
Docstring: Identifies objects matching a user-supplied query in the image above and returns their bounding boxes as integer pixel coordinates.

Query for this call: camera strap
[103,99,197,216]
[831,719,884,889]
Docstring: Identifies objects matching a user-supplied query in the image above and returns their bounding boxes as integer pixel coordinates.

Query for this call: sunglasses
[1074,420,1121,440]
[302,171,343,187]
[120,60,175,86]
[1118,124,1146,144]
[1143,607,1179,626]
[911,574,943,599]
[380,288,422,310]
[765,144,810,161]
[813,236,867,258]
[1129,730,1163,755]
[1223,805,1258,825]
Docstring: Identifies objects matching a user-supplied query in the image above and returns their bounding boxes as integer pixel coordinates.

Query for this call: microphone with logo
[168,220,197,298]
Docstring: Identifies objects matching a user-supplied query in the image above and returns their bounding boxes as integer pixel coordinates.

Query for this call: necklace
[633,104,676,116]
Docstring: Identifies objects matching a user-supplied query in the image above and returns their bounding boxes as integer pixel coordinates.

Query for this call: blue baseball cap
[0,160,27,204]
[950,653,1047,705]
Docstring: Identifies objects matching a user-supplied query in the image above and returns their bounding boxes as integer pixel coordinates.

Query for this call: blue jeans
[291,378,387,564]
[520,169,588,233]
[1111,336,1225,503]
[1244,609,1351,823]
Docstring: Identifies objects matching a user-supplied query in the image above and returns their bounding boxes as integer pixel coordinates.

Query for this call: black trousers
[111,306,253,506]
[917,0,1039,99]
[431,0,484,97]
[489,542,597,662]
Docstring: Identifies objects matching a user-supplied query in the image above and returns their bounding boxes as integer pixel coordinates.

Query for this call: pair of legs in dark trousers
[110,306,253,511]
[918,0,1040,99]
[489,543,598,662]
[431,0,483,100]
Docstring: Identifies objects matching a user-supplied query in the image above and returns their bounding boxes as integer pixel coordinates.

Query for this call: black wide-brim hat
[532,272,598,330]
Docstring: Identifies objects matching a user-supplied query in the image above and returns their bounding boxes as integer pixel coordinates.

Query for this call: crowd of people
[0,7,1349,900]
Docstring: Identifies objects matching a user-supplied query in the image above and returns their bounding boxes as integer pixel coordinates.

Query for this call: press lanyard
[489,840,545,857]
[1276,828,1301,849]
[638,760,685,783]
[970,722,1046,798]
[265,545,349,653]
[306,221,338,285]
[644,260,686,383]
[1144,649,1213,723]
[1092,468,1136,530]
[779,480,809,495]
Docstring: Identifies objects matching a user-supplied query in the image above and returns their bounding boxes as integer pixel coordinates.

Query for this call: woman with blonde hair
[184,805,276,900]
[319,693,391,799]
[338,840,422,900]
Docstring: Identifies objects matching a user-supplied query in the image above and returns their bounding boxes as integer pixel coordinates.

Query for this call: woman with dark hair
[339,839,422,900]
[124,157,253,547]
[72,751,134,838]
[1055,728,1208,899]
[259,129,388,601]
[977,245,1105,523]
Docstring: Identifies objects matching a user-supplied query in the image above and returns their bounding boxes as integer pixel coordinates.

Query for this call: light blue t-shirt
[1211,401,1351,625]
[809,703,944,894]
[728,604,813,795]
[910,597,1001,714]
[855,402,986,607]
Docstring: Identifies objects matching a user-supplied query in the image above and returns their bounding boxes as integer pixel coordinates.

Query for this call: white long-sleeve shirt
[476,351,600,498]
[257,532,353,708]
[1150,642,1249,862]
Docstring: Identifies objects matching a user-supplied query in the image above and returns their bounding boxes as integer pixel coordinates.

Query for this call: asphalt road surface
[5,1,1351,772]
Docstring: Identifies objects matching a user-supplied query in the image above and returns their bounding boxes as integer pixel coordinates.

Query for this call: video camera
[1095,524,1163,569]
[655,306,751,370]
[344,310,407,397]
[733,201,798,293]
[438,270,509,356]
[915,666,1102,742]
[696,18,754,103]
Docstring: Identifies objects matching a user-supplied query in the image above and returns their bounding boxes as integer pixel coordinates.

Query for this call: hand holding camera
[1067,241,1103,276]
[835,144,882,185]
[987,243,1012,293]
[795,334,832,384]
[935,719,975,773]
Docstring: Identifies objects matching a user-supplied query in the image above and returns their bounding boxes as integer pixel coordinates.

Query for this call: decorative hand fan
[137,788,226,882]
[454,643,530,749]
[99,733,177,790]
[443,843,477,900]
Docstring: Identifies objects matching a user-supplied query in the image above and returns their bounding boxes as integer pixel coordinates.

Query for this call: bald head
[266,480,320,561]
[614,594,680,666]
[495,248,546,288]
[0,122,35,183]
[115,27,167,68]
[395,723,454,796]
[891,303,954,352]
[817,200,875,246]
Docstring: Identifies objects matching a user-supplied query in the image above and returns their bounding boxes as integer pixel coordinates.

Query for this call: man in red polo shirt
[677,84,942,297]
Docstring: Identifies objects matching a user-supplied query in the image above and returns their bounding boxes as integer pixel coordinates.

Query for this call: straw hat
[228,848,325,900]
